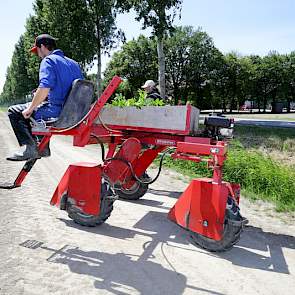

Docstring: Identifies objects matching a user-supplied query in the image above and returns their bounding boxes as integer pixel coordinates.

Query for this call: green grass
[158,126,295,212]
[233,125,295,152]
[223,148,295,211]
[0,106,7,112]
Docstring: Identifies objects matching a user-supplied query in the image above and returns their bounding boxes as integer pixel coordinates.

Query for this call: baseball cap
[30,34,57,54]
[141,80,155,89]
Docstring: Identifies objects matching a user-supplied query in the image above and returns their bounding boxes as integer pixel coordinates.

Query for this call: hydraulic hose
[104,147,175,185]
[90,133,105,162]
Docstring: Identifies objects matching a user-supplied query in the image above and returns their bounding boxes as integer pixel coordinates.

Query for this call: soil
[0,112,294,295]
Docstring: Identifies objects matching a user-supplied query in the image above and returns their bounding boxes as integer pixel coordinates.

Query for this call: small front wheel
[190,197,248,252]
[66,178,115,227]
[115,173,150,200]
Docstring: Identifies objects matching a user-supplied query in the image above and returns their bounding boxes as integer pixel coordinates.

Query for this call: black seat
[52,79,95,129]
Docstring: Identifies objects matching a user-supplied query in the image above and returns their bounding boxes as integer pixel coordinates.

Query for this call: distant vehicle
[239,105,248,111]
[240,100,252,110]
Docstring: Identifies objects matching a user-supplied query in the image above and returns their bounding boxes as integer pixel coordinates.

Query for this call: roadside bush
[158,144,295,212]
[223,149,295,211]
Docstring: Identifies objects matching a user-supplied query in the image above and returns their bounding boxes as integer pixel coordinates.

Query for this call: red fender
[168,178,239,241]
[50,162,101,216]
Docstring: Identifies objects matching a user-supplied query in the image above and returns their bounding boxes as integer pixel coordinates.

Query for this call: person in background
[7,34,83,161]
[141,80,162,100]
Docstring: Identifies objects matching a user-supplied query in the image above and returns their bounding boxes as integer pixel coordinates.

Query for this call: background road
[234,118,295,128]
[0,112,294,295]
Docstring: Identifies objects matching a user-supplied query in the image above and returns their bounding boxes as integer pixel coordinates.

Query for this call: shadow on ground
[148,188,182,199]
[217,225,295,274]
[58,209,295,275]
[19,212,294,294]
[19,188,295,294]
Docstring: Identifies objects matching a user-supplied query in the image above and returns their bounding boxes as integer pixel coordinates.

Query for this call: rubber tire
[66,179,115,227]
[115,173,149,200]
[190,199,247,252]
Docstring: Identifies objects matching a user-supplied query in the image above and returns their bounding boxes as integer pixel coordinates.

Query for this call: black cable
[104,147,175,186]
[90,133,105,162]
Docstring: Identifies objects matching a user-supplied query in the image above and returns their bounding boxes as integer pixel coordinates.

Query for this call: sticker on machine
[156,139,176,146]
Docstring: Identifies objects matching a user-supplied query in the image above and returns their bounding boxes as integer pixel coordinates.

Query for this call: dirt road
[0,112,294,295]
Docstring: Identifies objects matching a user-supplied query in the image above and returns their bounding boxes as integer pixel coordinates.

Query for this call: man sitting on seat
[7,34,83,161]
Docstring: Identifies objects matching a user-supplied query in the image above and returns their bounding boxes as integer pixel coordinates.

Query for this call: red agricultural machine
[0,76,247,252]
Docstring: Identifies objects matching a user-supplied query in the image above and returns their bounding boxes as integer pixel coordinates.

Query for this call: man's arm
[22,87,50,119]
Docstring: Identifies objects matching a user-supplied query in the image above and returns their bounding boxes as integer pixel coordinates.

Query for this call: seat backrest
[53,79,95,129]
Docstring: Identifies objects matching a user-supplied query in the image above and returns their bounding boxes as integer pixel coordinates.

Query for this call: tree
[164,26,192,104]
[184,28,224,109]
[165,26,224,107]
[1,0,125,102]
[104,35,158,96]
[0,35,36,104]
[284,52,295,112]
[223,53,253,112]
[39,0,125,96]
[209,55,230,112]
[258,52,285,112]
[246,55,263,112]
[132,0,183,99]
[104,27,225,108]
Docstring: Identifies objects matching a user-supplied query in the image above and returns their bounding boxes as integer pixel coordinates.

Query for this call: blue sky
[1,0,295,92]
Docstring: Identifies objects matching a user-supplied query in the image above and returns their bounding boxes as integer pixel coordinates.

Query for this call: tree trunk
[263,94,267,113]
[97,50,102,97]
[257,97,261,113]
[157,36,166,99]
[287,98,291,113]
[94,1,102,97]
[222,99,226,113]
[174,85,180,105]
[230,98,235,113]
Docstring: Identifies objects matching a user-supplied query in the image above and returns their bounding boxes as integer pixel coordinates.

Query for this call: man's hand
[22,87,50,119]
[22,108,33,119]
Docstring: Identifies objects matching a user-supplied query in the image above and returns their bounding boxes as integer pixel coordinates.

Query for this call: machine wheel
[190,197,248,252]
[115,173,149,200]
[66,178,115,227]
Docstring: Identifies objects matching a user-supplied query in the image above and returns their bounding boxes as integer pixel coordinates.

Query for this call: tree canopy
[1,0,295,112]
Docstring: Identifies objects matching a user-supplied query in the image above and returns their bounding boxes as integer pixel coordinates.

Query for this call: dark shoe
[6,144,40,161]
[39,145,51,158]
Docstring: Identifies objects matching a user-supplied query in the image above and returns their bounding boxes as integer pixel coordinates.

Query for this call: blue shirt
[38,49,83,109]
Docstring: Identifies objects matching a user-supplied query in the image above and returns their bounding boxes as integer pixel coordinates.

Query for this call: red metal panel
[95,124,190,135]
[123,132,184,147]
[168,178,229,241]
[50,163,101,216]
[106,143,118,159]
[121,146,165,190]
[171,153,202,163]
[184,136,211,144]
[50,168,71,206]
[168,180,194,227]
[68,163,101,216]
[103,138,142,185]
[177,142,227,156]
[188,179,228,241]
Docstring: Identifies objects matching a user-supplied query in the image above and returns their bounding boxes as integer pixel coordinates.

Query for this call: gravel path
[0,112,294,295]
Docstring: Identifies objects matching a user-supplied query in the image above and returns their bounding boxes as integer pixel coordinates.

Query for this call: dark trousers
[8,103,36,146]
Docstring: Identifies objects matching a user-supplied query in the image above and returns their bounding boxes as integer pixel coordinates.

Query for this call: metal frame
[1,75,243,243]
